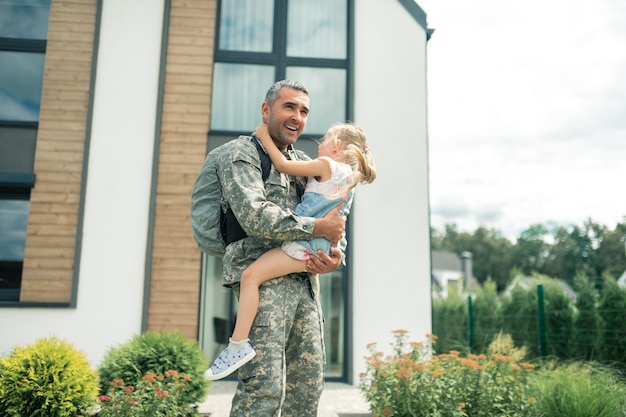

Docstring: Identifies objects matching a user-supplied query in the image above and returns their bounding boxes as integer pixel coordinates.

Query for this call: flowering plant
[97,370,194,417]
[360,330,537,417]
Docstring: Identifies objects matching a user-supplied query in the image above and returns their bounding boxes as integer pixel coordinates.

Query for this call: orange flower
[458,358,485,371]
[142,372,157,383]
[165,369,179,379]
[109,379,125,388]
[411,362,425,371]
[395,367,413,379]
[383,406,394,417]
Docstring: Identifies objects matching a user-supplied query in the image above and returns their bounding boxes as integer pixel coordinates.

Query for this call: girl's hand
[254,123,269,141]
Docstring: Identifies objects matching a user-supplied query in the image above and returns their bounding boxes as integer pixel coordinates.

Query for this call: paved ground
[197,380,372,417]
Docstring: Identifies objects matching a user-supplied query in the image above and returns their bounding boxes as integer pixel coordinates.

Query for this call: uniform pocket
[252,310,271,327]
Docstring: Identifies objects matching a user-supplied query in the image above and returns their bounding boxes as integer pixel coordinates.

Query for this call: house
[432,250,476,298]
[0,0,433,384]
[503,275,577,301]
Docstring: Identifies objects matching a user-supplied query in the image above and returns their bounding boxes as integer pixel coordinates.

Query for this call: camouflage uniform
[216,136,325,417]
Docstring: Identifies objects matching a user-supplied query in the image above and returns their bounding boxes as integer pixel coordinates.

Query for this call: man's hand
[313,204,346,243]
[306,245,343,275]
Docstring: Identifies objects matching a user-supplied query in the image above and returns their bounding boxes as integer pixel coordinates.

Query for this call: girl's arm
[254,124,331,180]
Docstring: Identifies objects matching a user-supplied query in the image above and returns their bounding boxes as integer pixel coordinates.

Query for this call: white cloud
[419,0,626,238]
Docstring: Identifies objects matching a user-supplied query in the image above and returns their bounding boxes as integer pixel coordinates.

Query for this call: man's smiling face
[262,87,310,148]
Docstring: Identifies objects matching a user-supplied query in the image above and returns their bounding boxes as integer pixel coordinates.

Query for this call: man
[215,80,345,416]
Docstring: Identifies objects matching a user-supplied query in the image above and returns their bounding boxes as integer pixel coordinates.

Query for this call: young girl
[204,122,377,380]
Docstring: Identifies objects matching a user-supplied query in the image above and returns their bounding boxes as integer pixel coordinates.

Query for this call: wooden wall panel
[146,0,216,338]
[20,0,98,303]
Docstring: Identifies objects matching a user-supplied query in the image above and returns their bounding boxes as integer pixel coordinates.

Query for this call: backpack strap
[220,137,271,245]
[252,135,271,181]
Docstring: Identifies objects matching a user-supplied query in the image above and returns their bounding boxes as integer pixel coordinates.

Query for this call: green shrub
[529,361,626,417]
[360,330,537,417]
[432,295,467,353]
[0,336,99,417]
[98,330,209,411]
[472,279,500,353]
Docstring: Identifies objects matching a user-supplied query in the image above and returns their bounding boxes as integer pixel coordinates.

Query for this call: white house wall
[0,0,433,383]
[351,0,432,383]
[0,0,165,365]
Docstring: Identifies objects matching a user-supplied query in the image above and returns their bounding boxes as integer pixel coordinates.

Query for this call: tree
[431,224,515,290]
[499,284,538,357]
[541,279,574,359]
[513,224,550,275]
[571,273,602,360]
[596,220,626,280]
[471,279,500,353]
[432,295,467,354]
[598,274,626,365]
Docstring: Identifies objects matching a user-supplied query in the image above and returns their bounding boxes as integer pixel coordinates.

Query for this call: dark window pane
[211,63,275,131]
[0,261,21,301]
[0,51,45,122]
[0,125,37,173]
[0,199,29,261]
[286,66,346,135]
[287,0,347,59]
[218,0,274,52]
[0,0,51,40]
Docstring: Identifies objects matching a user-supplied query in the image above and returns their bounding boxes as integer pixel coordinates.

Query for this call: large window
[202,0,351,381]
[0,0,51,302]
[210,0,349,136]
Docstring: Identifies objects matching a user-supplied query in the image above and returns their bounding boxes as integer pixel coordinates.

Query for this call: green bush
[360,330,537,417]
[432,294,467,353]
[529,361,626,417]
[472,279,500,353]
[0,336,99,417]
[98,330,209,411]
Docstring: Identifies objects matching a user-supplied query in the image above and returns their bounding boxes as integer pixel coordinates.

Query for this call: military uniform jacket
[216,136,315,287]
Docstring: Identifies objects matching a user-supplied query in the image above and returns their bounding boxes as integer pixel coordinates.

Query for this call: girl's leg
[204,247,307,381]
[231,247,307,342]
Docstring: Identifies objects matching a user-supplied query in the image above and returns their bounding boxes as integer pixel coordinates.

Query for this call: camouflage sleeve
[218,139,316,242]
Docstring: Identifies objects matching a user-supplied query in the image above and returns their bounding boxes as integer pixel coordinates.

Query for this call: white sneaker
[204,339,256,381]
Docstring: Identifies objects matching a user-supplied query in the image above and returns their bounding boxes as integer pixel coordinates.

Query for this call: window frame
[206,0,355,382]
[0,6,49,304]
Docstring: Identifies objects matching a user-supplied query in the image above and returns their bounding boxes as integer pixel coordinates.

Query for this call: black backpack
[191,136,270,256]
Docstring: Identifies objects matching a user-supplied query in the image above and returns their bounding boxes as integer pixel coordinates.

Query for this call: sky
[416,0,626,239]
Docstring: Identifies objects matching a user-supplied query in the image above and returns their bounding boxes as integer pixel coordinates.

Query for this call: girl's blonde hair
[326,123,377,191]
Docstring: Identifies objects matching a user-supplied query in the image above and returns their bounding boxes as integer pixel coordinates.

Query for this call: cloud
[420,0,626,238]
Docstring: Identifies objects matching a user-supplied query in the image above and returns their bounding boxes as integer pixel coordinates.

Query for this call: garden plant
[0,336,99,417]
[98,370,194,417]
[360,330,537,417]
[98,330,209,415]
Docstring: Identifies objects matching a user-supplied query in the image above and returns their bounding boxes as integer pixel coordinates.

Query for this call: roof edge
[397,0,428,32]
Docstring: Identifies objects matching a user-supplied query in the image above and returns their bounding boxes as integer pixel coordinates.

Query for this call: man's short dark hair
[265,80,309,106]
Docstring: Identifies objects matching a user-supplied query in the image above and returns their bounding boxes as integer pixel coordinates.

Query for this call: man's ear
[261,101,270,120]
